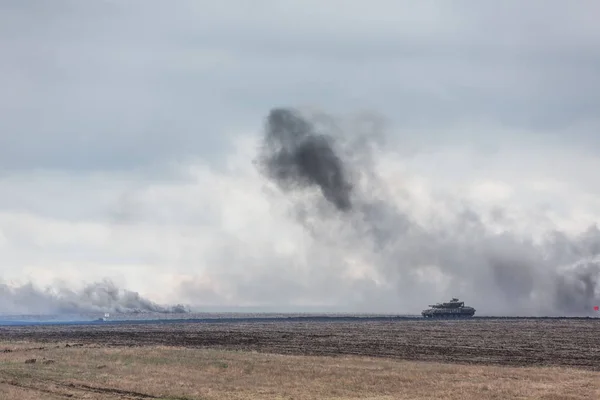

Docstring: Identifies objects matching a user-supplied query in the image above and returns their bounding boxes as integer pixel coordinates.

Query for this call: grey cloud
[1,1,600,172]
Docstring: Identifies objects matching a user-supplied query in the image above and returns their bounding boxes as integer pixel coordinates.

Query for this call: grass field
[2,319,600,399]
[1,341,600,399]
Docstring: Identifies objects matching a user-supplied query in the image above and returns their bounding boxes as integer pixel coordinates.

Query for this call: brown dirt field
[1,343,600,399]
[1,319,600,370]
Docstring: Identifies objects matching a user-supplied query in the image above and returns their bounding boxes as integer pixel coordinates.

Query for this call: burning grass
[1,341,599,399]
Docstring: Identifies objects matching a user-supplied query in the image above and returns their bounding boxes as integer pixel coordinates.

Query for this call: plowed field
[2,319,600,370]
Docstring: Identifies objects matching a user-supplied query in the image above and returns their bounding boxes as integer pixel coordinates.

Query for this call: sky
[1,0,600,315]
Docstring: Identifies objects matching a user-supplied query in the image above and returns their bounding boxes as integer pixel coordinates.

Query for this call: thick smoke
[258,108,353,211]
[256,107,600,316]
[0,279,190,315]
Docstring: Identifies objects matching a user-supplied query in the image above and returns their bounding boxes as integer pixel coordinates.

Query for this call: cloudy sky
[1,1,600,315]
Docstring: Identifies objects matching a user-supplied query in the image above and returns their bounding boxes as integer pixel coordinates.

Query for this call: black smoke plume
[257,108,353,211]
[256,107,600,316]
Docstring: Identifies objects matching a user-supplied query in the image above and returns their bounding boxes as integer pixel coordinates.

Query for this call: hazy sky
[1,1,600,315]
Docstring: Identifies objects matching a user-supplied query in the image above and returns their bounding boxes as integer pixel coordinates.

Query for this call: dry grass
[1,341,599,399]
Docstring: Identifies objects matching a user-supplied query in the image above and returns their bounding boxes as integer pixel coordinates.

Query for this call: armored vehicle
[421,298,475,318]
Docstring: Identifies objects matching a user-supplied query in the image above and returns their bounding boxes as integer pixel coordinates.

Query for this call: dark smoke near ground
[256,107,600,316]
[0,279,190,315]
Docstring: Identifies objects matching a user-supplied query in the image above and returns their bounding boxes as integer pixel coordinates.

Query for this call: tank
[421,298,475,318]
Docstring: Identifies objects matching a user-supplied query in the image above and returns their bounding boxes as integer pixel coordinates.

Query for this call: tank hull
[421,308,475,318]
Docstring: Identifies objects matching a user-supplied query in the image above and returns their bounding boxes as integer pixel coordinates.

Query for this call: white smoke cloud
[251,108,600,316]
[1,117,600,316]
[0,279,188,315]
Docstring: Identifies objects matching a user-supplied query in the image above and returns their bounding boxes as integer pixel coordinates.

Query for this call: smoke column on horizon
[256,107,600,316]
[0,279,190,315]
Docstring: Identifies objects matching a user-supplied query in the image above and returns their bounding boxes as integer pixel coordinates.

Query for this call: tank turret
[422,298,475,318]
